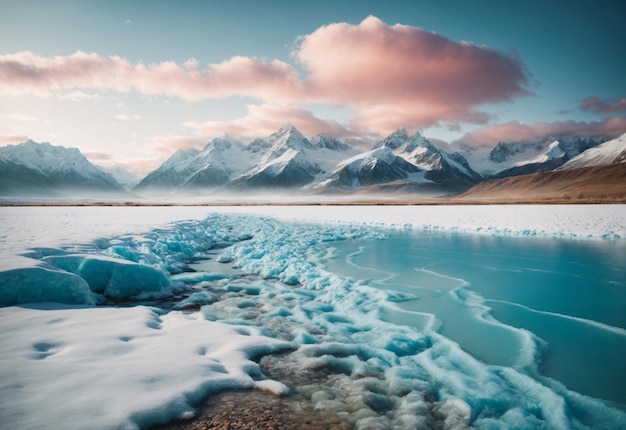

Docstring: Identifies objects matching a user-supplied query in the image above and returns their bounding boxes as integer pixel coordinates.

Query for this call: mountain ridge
[0,140,129,197]
[133,124,483,196]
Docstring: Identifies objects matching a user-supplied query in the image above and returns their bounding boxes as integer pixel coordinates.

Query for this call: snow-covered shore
[208,204,626,239]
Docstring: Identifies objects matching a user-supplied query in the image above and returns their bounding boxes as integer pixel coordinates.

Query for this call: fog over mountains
[1,125,625,199]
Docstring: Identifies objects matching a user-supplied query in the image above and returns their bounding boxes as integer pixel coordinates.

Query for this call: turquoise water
[325,231,626,407]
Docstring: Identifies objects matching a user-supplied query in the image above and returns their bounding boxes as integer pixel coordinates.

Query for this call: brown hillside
[457,163,626,203]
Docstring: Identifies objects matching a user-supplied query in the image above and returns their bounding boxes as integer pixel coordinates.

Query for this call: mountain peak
[271,123,306,140]
[391,127,409,139]
[266,124,312,155]
[374,128,411,150]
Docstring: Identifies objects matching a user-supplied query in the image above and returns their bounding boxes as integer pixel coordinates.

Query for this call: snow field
[207,204,626,239]
[0,304,292,429]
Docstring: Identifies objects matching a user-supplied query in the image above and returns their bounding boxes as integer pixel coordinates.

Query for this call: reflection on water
[325,231,626,406]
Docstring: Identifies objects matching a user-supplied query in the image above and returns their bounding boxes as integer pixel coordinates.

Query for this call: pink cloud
[184,104,354,139]
[0,51,303,101]
[295,15,531,134]
[579,97,626,115]
[348,104,490,137]
[455,116,626,147]
[298,16,531,106]
[0,134,30,145]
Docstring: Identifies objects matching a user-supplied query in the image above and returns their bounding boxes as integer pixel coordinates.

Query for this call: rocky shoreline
[151,353,349,430]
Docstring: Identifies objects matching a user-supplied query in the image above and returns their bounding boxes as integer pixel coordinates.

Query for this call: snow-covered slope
[560,133,626,169]
[0,140,127,196]
[0,159,59,197]
[374,128,482,191]
[311,146,425,192]
[134,136,263,194]
[133,148,201,193]
[228,125,321,189]
[457,136,603,178]
[307,128,481,194]
[228,147,320,189]
[135,125,361,194]
[230,125,363,190]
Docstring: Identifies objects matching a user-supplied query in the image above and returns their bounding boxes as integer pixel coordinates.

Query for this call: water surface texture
[326,231,626,406]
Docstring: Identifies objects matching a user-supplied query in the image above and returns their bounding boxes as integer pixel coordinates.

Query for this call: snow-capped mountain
[397,131,482,188]
[135,125,484,196]
[560,133,626,169]
[307,128,481,194]
[457,136,603,178]
[311,146,425,192]
[227,125,320,189]
[0,140,127,197]
[135,124,360,194]
[133,137,261,194]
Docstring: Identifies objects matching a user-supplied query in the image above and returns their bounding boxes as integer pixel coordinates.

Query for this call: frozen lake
[325,231,626,406]
[1,205,625,429]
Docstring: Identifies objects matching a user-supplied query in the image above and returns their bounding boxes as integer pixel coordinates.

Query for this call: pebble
[150,352,349,430]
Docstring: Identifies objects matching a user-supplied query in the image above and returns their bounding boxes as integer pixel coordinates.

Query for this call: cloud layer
[0,51,303,101]
[456,116,626,147]
[184,104,354,140]
[579,97,626,115]
[0,16,533,137]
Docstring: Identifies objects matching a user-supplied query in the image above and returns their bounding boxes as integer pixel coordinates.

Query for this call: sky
[1,0,625,175]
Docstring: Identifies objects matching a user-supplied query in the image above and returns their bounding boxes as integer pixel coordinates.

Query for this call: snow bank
[0,304,292,430]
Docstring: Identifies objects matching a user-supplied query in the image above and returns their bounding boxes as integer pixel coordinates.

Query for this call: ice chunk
[44,254,171,300]
[0,256,95,306]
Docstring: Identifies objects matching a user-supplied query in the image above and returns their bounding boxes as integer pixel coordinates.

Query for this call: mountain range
[133,124,485,196]
[1,126,624,200]
[0,141,127,198]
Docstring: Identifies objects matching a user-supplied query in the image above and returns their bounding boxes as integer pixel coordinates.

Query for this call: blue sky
[1,0,624,173]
